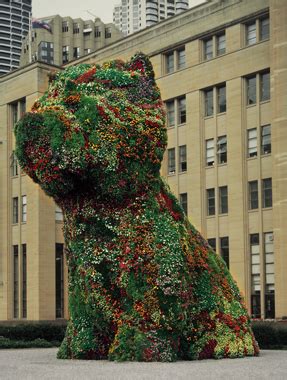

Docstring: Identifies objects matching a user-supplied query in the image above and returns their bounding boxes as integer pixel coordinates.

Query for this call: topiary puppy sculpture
[15,53,259,361]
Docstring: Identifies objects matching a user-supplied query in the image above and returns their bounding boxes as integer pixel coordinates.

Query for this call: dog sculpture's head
[15,53,167,201]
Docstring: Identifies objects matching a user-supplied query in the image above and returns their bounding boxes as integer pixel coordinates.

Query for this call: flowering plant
[15,53,259,361]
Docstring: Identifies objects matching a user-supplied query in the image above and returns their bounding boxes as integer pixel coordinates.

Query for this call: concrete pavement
[0,348,286,380]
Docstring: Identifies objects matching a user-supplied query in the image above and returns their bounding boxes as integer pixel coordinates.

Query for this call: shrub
[0,323,66,343]
[251,321,287,349]
[0,337,61,349]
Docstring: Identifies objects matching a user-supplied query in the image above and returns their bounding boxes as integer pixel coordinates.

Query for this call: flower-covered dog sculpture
[15,53,259,361]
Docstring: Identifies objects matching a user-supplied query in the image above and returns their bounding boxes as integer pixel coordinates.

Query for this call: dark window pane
[262,178,272,208]
[260,72,270,101]
[219,186,228,214]
[218,85,226,113]
[207,238,216,251]
[207,188,215,216]
[204,38,213,60]
[179,145,187,172]
[205,89,213,117]
[247,76,256,105]
[217,135,227,164]
[261,124,271,154]
[249,181,258,210]
[220,236,229,268]
[179,193,188,215]
[168,148,176,174]
[260,18,269,40]
[56,243,64,318]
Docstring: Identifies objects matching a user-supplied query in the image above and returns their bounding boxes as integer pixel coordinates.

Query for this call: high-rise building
[113,0,194,36]
[0,0,286,322]
[20,15,123,67]
[0,0,32,75]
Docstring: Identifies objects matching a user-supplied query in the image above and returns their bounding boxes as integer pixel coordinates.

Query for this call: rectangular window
[11,151,18,176]
[55,205,63,222]
[204,38,213,60]
[250,233,261,318]
[11,103,18,126]
[204,89,213,117]
[220,236,229,268]
[217,85,226,113]
[247,128,257,157]
[217,135,227,164]
[260,17,269,40]
[12,197,19,224]
[216,33,225,55]
[247,76,256,105]
[264,232,275,318]
[13,245,19,319]
[207,188,215,216]
[105,27,112,38]
[261,124,271,154]
[165,52,174,74]
[177,48,185,70]
[56,243,64,319]
[206,139,215,166]
[95,26,101,37]
[260,72,270,101]
[179,145,187,172]
[73,23,80,34]
[178,97,186,124]
[249,180,258,210]
[21,195,27,222]
[262,178,272,208]
[22,244,27,319]
[207,238,216,251]
[219,186,228,214]
[73,47,80,59]
[168,148,176,174]
[62,46,69,64]
[62,21,68,32]
[246,22,256,45]
[166,100,175,127]
[179,193,188,215]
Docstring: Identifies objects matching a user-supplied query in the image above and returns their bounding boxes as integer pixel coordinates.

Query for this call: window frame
[206,138,215,167]
[219,185,228,214]
[207,188,215,216]
[178,145,187,173]
[168,148,176,175]
[262,178,272,208]
[261,124,271,155]
[21,195,27,223]
[217,135,227,164]
[247,128,258,158]
[248,180,259,210]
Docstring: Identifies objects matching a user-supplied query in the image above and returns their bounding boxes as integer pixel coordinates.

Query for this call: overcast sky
[32,0,119,23]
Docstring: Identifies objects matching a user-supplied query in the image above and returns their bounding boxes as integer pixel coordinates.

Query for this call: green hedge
[0,323,66,343]
[252,321,287,349]
[0,337,61,349]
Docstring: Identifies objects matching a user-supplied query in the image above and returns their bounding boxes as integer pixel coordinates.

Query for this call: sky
[32,0,119,23]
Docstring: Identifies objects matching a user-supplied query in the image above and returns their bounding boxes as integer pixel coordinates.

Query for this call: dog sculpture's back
[15,53,259,361]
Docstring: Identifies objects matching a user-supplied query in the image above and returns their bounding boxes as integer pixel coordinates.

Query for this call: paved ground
[0,348,286,380]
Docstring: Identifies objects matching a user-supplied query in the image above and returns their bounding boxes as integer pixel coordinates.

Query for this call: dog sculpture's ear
[128,52,155,83]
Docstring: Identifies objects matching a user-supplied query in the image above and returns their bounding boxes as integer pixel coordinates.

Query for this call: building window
[246,75,256,105]
[55,205,63,222]
[260,17,269,40]
[207,188,215,216]
[217,85,226,113]
[73,23,80,34]
[249,180,258,210]
[261,124,271,154]
[13,245,19,319]
[178,97,186,124]
[250,233,261,318]
[219,186,228,214]
[220,237,229,268]
[166,100,175,128]
[12,197,19,224]
[165,51,174,74]
[247,128,257,157]
[168,148,176,174]
[203,38,213,60]
[11,103,18,126]
[204,88,213,117]
[260,72,270,101]
[95,26,101,37]
[84,48,91,55]
[246,22,256,45]
[11,151,18,176]
[38,41,54,64]
[105,27,112,38]
[217,135,227,164]
[22,244,27,319]
[179,145,187,172]
[62,46,69,64]
[62,21,68,32]
[264,232,275,318]
[73,47,80,59]
[206,139,215,166]
[177,48,185,70]
[21,195,27,223]
[207,238,216,252]
[216,33,226,55]
[56,243,64,319]
[262,178,272,208]
[179,193,188,215]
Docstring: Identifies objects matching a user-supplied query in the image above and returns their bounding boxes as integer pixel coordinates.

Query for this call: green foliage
[0,323,66,342]
[15,53,259,361]
[0,337,60,349]
[252,321,287,349]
